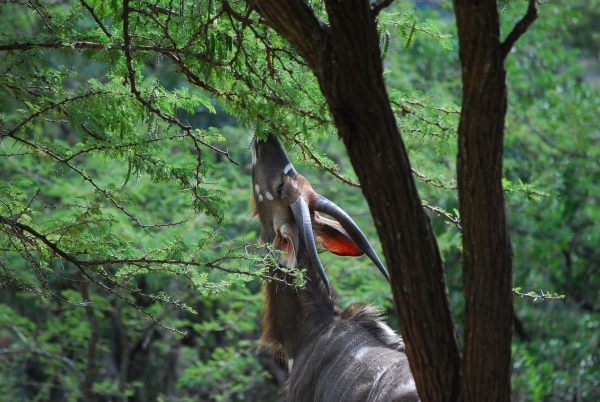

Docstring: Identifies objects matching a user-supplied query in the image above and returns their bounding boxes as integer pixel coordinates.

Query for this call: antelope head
[251,133,389,294]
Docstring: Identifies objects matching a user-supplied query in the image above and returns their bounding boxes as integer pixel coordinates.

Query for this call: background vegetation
[0,0,598,400]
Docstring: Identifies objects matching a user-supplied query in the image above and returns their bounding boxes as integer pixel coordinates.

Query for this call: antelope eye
[276,181,284,196]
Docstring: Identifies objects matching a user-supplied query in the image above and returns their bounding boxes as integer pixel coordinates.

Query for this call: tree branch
[1,41,326,165]
[501,0,538,60]
[412,168,458,190]
[421,202,462,230]
[371,0,394,17]
[0,213,294,287]
[0,42,104,51]
[247,0,329,72]
[0,214,187,334]
[513,287,565,301]
[78,0,112,37]
[280,132,361,187]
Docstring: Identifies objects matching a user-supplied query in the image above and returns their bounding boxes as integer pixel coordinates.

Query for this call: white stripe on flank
[318,337,370,400]
[265,191,273,200]
[292,328,350,400]
[283,163,293,175]
[365,366,387,401]
[337,349,398,401]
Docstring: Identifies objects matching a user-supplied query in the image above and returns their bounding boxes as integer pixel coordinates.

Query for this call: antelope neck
[262,263,338,359]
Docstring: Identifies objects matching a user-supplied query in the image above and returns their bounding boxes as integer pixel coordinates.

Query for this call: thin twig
[513,287,565,301]
[412,168,457,190]
[78,0,112,37]
[421,203,461,230]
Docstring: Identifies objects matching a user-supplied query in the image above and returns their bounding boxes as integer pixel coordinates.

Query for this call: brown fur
[260,257,338,359]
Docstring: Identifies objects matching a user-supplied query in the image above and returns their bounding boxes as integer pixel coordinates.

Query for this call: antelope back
[288,306,419,402]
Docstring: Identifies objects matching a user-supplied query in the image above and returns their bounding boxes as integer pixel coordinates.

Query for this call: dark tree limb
[247,0,329,73]
[501,0,538,60]
[371,0,394,17]
[513,312,531,343]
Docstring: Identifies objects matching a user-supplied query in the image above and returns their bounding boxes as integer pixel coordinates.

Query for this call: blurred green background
[0,1,599,401]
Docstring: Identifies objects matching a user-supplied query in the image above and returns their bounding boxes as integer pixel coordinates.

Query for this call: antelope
[251,133,420,402]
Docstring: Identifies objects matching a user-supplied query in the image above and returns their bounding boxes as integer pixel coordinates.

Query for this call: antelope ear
[273,224,298,268]
[313,215,364,257]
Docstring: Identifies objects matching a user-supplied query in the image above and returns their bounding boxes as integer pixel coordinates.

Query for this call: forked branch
[501,0,538,59]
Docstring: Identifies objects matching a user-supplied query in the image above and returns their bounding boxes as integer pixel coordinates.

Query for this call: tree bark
[452,0,536,400]
[248,1,462,400]
[454,0,537,401]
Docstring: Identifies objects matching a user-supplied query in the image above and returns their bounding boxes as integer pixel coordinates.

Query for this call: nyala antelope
[251,133,419,402]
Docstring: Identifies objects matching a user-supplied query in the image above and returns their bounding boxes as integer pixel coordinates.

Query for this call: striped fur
[289,318,417,402]
[261,262,419,401]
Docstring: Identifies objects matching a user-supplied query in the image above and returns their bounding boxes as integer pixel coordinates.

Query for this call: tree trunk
[248,1,462,400]
[78,273,98,402]
[452,0,536,400]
